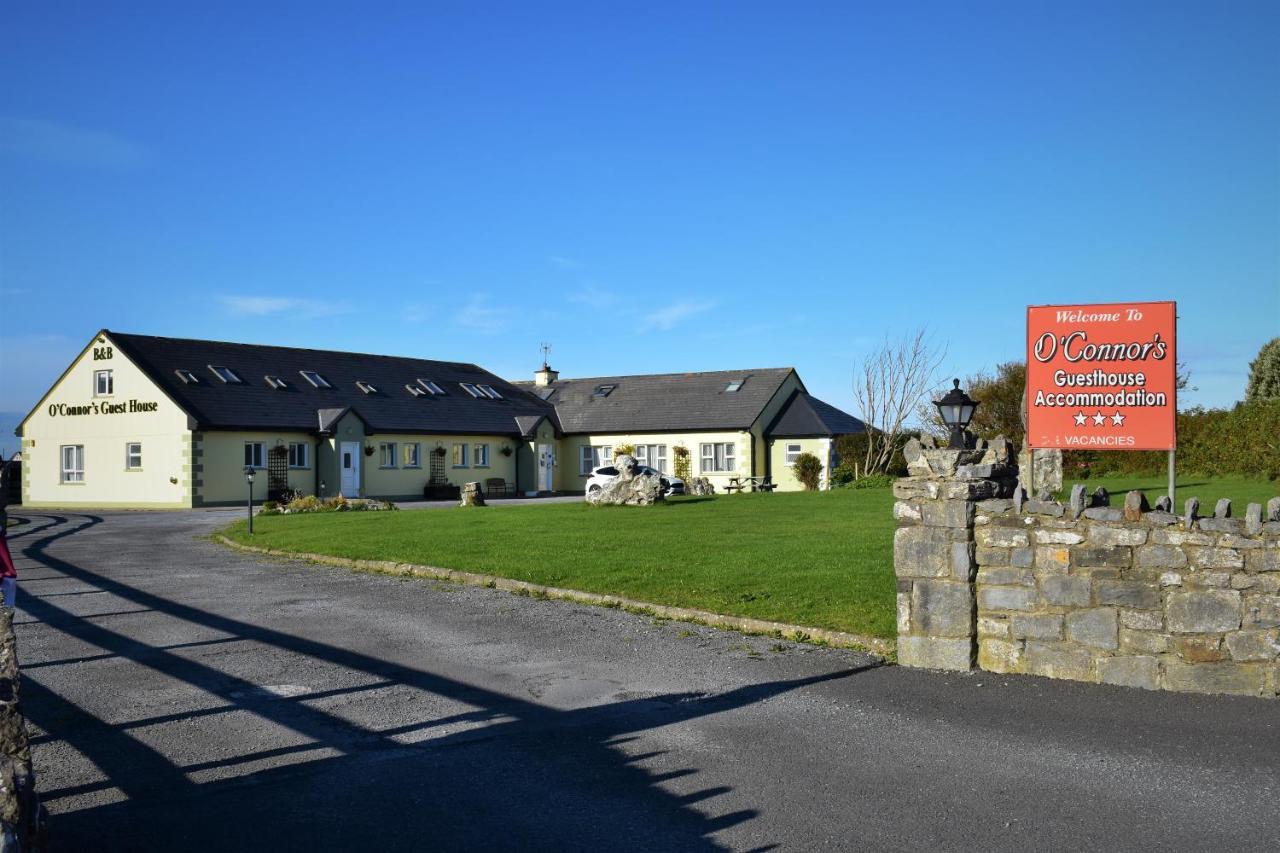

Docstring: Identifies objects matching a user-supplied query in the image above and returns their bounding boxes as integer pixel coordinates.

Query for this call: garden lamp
[934,379,979,449]
[244,466,256,534]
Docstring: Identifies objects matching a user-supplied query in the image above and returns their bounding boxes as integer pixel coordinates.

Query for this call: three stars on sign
[1074,411,1126,427]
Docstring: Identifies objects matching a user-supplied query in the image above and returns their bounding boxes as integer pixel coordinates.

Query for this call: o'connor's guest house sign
[1026,301,1176,450]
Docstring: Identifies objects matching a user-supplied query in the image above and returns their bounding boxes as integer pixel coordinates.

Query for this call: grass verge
[1059,475,1278,509]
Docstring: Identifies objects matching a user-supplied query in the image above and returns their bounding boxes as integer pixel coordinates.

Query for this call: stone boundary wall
[0,608,47,851]
[894,435,1280,698]
[973,491,1280,697]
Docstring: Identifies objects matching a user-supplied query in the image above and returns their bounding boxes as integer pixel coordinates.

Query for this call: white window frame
[459,382,483,398]
[357,381,378,395]
[175,369,199,384]
[417,379,445,395]
[125,442,142,470]
[287,442,309,468]
[635,444,668,473]
[785,443,803,466]
[452,443,469,467]
[477,384,502,399]
[403,442,421,468]
[406,384,426,397]
[300,370,332,388]
[700,442,736,473]
[265,375,290,390]
[379,442,397,468]
[60,445,85,483]
[94,369,114,396]
[474,443,490,467]
[209,364,243,384]
[579,444,613,475]
[244,442,265,469]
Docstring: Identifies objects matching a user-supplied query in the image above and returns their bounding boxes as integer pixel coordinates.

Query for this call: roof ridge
[510,366,794,385]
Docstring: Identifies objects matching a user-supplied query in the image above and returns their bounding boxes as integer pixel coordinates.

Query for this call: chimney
[534,364,559,387]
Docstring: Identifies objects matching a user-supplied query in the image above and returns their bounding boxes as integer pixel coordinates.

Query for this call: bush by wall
[792,452,823,490]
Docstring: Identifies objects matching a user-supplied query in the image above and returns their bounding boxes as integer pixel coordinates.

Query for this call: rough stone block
[1159,572,1183,588]
[978,639,1023,673]
[1040,575,1091,607]
[1268,497,1280,523]
[1136,545,1188,570]
[1095,580,1161,610]
[1120,628,1170,655]
[898,636,973,671]
[1143,511,1178,526]
[1010,613,1063,640]
[894,479,940,501]
[1083,507,1124,522]
[1089,526,1149,547]
[1071,545,1132,568]
[897,592,911,634]
[1152,529,1212,546]
[893,501,923,522]
[1198,518,1244,535]
[1025,500,1065,517]
[894,526,954,579]
[975,526,1031,548]
[1190,547,1244,570]
[1124,490,1150,521]
[1036,529,1085,545]
[1120,609,1163,631]
[1154,495,1172,513]
[977,586,1037,612]
[976,547,1010,567]
[1068,484,1087,519]
[1167,590,1241,633]
[1065,608,1119,650]
[1163,661,1267,697]
[1035,546,1071,573]
[1011,547,1034,568]
[922,499,975,529]
[1091,486,1111,507]
[1184,497,1199,528]
[1176,636,1225,663]
[911,580,974,638]
[977,499,1014,514]
[1247,550,1280,573]
[1098,656,1159,690]
[951,542,976,580]
[978,615,1009,638]
[977,567,1034,587]
[1245,503,1264,535]
[1225,630,1280,662]
[1243,595,1280,629]
[1217,534,1262,550]
[1214,498,1232,519]
[1024,642,1095,682]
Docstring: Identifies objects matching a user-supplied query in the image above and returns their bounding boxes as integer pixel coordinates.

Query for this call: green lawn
[1058,475,1279,509]
[222,490,899,639]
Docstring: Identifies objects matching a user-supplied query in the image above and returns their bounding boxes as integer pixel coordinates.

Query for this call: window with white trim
[300,370,332,388]
[209,365,243,384]
[175,369,199,384]
[474,443,490,467]
[477,384,502,399]
[452,443,468,467]
[635,444,668,473]
[61,445,84,483]
[94,369,114,396]
[244,442,265,468]
[406,384,426,397]
[700,442,736,473]
[288,442,309,468]
[459,382,483,398]
[403,442,421,468]
[379,442,397,468]
[357,381,378,395]
[417,379,445,395]
[265,375,290,390]
[579,445,613,474]
[785,443,803,465]
[125,442,142,470]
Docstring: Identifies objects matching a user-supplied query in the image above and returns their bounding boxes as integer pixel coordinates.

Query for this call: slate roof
[512,368,799,433]
[766,391,868,437]
[106,331,556,435]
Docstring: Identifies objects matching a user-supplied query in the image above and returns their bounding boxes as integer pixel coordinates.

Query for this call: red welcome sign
[1026,301,1177,450]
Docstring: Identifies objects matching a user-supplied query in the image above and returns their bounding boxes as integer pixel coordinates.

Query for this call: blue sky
[2,0,1277,435]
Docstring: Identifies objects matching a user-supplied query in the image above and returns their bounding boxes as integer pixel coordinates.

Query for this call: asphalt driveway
[7,509,1280,852]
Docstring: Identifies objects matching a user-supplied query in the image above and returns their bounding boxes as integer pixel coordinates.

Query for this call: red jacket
[0,527,16,580]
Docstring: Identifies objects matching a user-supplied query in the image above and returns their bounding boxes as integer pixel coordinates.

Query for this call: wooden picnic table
[725,476,776,494]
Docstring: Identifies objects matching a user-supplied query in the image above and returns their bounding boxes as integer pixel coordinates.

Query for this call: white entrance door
[538,444,554,492]
[340,441,361,496]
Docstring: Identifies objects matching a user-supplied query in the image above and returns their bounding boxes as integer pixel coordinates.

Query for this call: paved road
[7,510,1279,852]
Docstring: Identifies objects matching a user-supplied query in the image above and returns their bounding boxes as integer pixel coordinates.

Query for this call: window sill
[124,468,143,473]
[378,466,397,470]
[59,481,86,486]
[404,465,422,470]
[474,465,490,469]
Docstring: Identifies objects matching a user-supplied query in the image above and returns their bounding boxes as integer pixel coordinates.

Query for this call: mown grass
[222,490,898,639]
[1059,475,1279,509]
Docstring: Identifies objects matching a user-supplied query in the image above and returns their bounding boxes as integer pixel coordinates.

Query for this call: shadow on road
[10,513,876,852]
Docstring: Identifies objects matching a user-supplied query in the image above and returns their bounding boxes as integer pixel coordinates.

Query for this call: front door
[340,441,361,497]
[537,444,554,493]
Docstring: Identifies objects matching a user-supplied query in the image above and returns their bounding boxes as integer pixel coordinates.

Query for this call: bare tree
[852,329,947,474]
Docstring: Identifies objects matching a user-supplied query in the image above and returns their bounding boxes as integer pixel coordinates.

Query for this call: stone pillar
[894,436,1018,670]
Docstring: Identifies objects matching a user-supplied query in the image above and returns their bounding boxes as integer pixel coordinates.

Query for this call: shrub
[1246,338,1280,402]
[260,500,280,515]
[614,444,636,458]
[835,432,912,477]
[286,494,322,513]
[830,463,856,487]
[792,452,823,491]
[846,473,894,489]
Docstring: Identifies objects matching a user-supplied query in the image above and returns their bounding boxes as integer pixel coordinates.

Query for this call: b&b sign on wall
[1026,301,1176,450]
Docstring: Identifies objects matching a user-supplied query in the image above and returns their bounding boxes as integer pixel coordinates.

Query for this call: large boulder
[587,455,663,506]
[687,477,715,496]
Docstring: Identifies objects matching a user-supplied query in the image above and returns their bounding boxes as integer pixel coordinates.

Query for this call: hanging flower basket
[364,445,376,457]
[500,445,514,457]
[433,446,448,457]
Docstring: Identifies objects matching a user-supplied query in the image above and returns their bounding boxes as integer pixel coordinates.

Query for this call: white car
[585,465,685,499]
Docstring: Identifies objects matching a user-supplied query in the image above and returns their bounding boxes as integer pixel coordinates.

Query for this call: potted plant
[432,445,447,457]
[364,444,375,456]
[500,444,514,457]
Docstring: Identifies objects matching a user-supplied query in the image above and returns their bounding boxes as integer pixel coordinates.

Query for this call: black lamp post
[934,379,979,449]
[244,466,256,534]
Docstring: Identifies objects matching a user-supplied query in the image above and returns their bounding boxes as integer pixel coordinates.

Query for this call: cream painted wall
[557,430,753,492]
[749,372,805,479]
[364,434,518,499]
[197,431,320,505]
[768,437,833,492]
[21,334,195,508]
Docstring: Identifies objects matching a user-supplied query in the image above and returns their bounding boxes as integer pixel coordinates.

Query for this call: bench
[485,478,513,498]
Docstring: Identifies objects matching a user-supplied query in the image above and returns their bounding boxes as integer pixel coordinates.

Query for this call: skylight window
[416,379,445,395]
[300,370,332,389]
[356,381,378,395]
[265,375,290,390]
[175,369,199,384]
[477,384,503,400]
[459,382,484,398]
[593,384,616,398]
[209,365,243,384]
[406,384,426,397]
[725,379,745,393]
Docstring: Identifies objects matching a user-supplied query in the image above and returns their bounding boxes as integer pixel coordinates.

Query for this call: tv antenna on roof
[540,342,552,369]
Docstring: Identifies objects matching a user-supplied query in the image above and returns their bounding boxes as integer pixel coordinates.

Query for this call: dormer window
[175,369,199,385]
[459,382,484,398]
[593,384,615,398]
[416,379,444,395]
[265,375,290,390]
[406,384,426,397]
[356,381,378,395]
[209,365,243,384]
[300,370,332,389]
[725,380,744,392]
[477,384,503,400]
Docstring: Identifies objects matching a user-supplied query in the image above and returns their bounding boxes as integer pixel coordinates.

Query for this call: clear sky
[2,1,1277,432]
